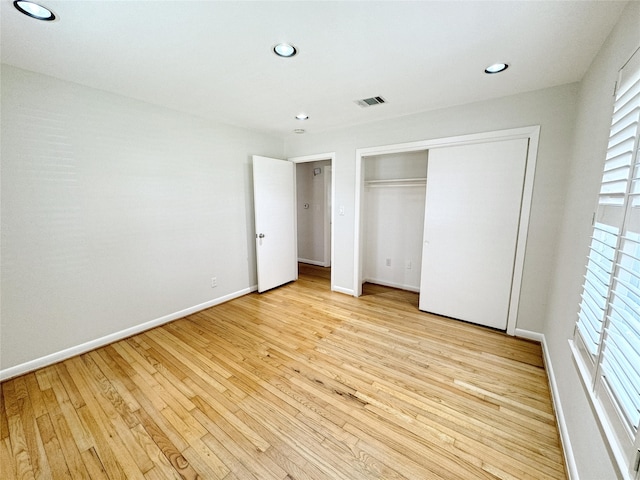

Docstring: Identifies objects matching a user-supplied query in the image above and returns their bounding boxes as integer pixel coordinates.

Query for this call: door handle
[257,233,265,238]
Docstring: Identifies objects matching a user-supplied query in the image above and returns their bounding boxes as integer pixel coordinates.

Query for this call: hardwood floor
[1,264,567,479]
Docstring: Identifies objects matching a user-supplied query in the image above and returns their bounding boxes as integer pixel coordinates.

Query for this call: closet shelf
[365,177,427,188]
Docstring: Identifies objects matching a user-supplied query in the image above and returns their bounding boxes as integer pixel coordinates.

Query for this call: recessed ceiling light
[13,1,55,20]
[484,63,509,74]
[294,129,306,134]
[273,43,297,58]
[295,114,309,120]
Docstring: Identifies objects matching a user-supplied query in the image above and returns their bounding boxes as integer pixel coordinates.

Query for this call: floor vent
[355,96,386,108]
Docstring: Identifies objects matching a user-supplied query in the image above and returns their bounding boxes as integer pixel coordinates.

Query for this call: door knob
[258,233,265,238]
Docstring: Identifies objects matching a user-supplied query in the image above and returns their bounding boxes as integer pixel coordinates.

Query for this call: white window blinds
[577,222,618,355]
[601,48,640,434]
[574,47,640,479]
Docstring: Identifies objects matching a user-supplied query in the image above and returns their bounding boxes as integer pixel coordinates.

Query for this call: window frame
[571,46,640,480]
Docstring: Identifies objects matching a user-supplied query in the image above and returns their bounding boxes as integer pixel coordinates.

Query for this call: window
[572,47,640,480]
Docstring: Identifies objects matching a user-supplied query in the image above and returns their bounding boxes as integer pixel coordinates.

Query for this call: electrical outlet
[386,258,391,267]
[211,277,217,288]
[406,261,412,270]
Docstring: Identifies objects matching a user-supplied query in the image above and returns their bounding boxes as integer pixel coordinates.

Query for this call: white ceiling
[0,1,628,137]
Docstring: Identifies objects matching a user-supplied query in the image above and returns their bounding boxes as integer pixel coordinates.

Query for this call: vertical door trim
[289,152,336,291]
[354,126,540,336]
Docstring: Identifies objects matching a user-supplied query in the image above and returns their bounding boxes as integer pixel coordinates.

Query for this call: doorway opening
[361,150,428,293]
[290,153,335,290]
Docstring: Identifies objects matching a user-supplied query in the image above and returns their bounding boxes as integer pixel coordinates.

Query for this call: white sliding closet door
[418,139,528,329]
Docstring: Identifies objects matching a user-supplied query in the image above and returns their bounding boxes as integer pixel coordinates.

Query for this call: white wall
[364,151,428,181]
[285,82,578,334]
[296,160,330,265]
[543,2,640,479]
[0,65,283,375]
[363,151,427,291]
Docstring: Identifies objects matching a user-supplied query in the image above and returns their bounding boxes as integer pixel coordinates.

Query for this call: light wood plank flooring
[1,264,566,479]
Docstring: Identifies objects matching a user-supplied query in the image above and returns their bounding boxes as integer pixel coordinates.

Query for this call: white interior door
[253,155,297,293]
[418,139,528,329]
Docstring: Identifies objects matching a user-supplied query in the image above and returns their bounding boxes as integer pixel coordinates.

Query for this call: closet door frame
[353,126,540,336]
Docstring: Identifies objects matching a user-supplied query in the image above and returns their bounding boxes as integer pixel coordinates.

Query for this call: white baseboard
[332,285,354,296]
[515,329,579,480]
[0,285,257,382]
[298,258,326,267]
[514,328,544,342]
[363,277,420,293]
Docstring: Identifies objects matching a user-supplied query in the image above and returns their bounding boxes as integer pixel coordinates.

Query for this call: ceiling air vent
[355,96,386,108]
